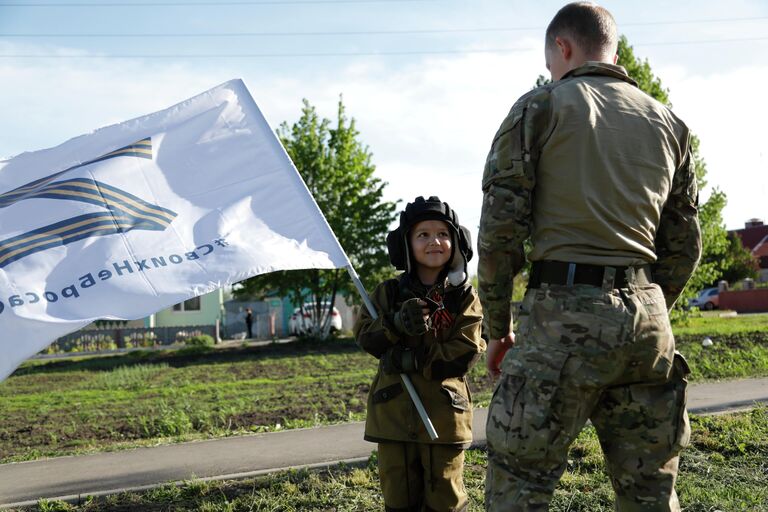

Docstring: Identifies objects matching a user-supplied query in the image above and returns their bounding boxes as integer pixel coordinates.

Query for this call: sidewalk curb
[2,398,766,509]
[1,457,371,509]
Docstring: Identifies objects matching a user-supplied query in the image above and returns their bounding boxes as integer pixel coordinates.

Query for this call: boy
[354,196,485,512]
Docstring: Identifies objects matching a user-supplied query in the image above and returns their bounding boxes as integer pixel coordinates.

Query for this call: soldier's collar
[562,61,638,86]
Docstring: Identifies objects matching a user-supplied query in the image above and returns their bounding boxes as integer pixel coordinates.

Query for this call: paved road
[1,377,767,508]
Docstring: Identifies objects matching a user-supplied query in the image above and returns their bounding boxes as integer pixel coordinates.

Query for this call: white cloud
[0,42,236,158]
[660,63,768,230]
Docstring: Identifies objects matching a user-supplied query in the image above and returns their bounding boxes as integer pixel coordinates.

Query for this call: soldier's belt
[529,260,652,289]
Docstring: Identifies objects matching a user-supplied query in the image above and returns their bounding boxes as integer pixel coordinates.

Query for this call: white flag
[0,79,350,381]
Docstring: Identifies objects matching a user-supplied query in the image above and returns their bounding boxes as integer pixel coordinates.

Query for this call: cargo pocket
[442,384,471,412]
[486,346,570,463]
[463,376,473,406]
[669,352,691,454]
[633,284,674,351]
[372,382,403,404]
[483,113,523,190]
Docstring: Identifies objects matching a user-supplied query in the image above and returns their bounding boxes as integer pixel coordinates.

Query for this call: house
[146,289,224,331]
[729,218,768,282]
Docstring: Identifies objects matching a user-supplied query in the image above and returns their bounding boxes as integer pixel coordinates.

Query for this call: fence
[224,300,284,339]
[46,325,218,355]
[719,288,768,313]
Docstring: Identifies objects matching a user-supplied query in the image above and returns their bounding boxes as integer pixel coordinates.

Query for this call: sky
[1,0,767,277]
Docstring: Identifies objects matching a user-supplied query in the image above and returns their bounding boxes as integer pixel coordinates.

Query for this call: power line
[1,36,767,58]
[1,16,767,37]
[633,36,768,46]
[624,15,768,26]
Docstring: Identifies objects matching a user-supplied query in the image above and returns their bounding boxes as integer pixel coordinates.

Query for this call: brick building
[729,218,768,282]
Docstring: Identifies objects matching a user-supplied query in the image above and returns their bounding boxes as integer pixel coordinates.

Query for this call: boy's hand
[393,298,430,336]
[380,345,423,374]
[487,333,515,384]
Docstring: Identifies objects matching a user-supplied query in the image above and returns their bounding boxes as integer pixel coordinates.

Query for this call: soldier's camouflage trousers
[485,282,691,511]
[378,442,468,512]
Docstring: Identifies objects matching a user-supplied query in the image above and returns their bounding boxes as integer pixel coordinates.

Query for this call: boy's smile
[409,220,452,271]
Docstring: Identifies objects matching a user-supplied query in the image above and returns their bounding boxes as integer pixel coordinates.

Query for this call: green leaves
[617,36,671,107]
[234,98,397,329]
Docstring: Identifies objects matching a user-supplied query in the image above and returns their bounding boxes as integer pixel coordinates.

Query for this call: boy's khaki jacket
[354,275,485,447]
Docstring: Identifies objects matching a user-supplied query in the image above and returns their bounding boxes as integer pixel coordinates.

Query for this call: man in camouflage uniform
[478,3,701,511]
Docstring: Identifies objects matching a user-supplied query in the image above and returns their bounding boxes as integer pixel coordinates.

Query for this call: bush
[185,335,215,348]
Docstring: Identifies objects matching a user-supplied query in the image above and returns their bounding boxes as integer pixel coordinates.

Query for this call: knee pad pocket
[486,347,570,464]
[668,351,691,454]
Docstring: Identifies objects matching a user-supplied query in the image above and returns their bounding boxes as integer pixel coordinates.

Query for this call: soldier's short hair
[546,2,617,57]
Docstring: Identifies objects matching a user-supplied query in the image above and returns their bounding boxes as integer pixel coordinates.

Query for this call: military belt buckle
[566,263,576,286]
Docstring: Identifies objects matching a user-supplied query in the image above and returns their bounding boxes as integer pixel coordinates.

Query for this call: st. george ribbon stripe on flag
[0,138,153,204]
[0,213,163,268]
[0,141,177,269]
[0,79,351,381]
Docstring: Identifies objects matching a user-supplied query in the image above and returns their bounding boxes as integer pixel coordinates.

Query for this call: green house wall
[153,289,224,327]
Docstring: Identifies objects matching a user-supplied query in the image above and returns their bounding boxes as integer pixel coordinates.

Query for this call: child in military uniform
[354,196,485,512]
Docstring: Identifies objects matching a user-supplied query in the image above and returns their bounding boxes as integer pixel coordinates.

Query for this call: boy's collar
[402,272,449,294]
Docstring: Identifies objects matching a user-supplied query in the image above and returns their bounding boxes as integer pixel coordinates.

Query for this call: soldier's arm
[478,90,549,340]
[421,287,485,380]
[353,281,401,358]
[652,141,702,309]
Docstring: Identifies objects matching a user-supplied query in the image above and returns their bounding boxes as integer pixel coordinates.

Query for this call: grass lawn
[17,407,768,511]
[673,311,768,336]
[2,313,768,464]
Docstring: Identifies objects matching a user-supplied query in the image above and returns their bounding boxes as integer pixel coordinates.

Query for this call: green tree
[721,234,760,284]
[234,98,397,337]
[616,36,757,308]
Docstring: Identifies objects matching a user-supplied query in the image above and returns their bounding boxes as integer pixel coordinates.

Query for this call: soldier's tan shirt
[533,63,689,265]
[478,62,701,339]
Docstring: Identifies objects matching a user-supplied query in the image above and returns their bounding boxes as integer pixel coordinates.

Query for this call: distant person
[479,2,701,511]
[354,196,485,512]
[245,307,254,339]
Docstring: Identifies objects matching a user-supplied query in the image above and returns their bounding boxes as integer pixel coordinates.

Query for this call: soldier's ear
[612,53,618,64]
[555,36,572,60]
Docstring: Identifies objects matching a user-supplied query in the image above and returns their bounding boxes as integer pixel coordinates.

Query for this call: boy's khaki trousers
[378,441,468,512]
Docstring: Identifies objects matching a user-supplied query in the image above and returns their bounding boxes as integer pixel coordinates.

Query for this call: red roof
[730,225,768,251]
[753,237,768,258]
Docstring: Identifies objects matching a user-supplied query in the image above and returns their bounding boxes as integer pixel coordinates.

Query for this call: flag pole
[346,264,439,441]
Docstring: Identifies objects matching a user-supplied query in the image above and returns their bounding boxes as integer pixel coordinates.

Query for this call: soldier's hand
[487,333,515,385]
[393,298,430,336]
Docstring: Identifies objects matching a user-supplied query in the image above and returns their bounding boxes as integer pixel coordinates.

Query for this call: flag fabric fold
[0,79,350,381]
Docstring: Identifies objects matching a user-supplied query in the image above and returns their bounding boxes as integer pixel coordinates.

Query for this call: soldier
[478,3,701,511]
[355,196,485,512]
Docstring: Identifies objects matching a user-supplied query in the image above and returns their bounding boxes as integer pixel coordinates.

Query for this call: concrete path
[1,377,767,508]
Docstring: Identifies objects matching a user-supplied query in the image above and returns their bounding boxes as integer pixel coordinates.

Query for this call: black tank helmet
[386,196,473,286]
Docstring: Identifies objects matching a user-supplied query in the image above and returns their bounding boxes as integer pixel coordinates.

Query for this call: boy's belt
[529,260,652,289]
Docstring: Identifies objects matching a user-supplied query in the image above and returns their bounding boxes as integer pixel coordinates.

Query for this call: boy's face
[409,220,452,271]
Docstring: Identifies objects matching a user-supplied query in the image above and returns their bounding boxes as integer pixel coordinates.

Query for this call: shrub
[185,335,215,348]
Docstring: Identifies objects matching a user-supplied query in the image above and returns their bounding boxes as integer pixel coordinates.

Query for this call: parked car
[689,287,719,310]
[289,302,342,335]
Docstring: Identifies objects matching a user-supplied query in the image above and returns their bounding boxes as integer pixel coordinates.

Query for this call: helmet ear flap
[386,226,407,270]
[459,225,473,262]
